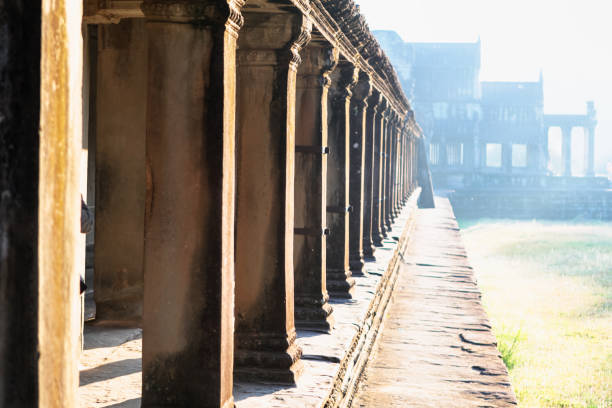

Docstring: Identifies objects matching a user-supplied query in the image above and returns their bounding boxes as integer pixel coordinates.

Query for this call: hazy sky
[355,0,612,171]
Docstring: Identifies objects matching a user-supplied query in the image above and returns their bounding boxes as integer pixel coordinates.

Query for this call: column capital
[331,60,359,104]
[377,98,389,118]
[367,89,383,115]
[288,15,313,69]
[142,0,246,32]
[351,71,372,109]
[298,42,339,90]
[238,13,311,69]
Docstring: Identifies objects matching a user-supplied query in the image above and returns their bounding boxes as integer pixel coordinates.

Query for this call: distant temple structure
[375,30,599,189]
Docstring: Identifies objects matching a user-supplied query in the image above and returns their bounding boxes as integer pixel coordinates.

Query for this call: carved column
[141,2,244,406]
[386,114,397,220]
[38,0,84,406]
[562,126,572,176]
[234,11,311,383]
[397,127,406,207]
[326,60,358,298]
[392,118,401,216]
[362,91,382,260]
[371,99,387,246]
[383,113,394,232]
[379,109,389,237]
[94,20,147,324]
[1,2,82,405]
[0,4,41,405]
[348,72,372,276]
[293,39,338,332]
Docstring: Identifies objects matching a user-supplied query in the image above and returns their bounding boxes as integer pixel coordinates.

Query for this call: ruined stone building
[1,1,434,407]
[375,30,600,190]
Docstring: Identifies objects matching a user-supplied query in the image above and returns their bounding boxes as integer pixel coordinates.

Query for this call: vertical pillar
[383,113,394,232]
[362,92,382,260]
[94,20,147,324]
[141,2,244,406]
[234,11,311,383]
[1,3,41,406]
[293,39,338,332]
[32,0,84,406]
[371,99,387,246]
[585,126,595,176]
[393,119,401,215]
[348,72,372,276]
[326,60,358,298]
[562,126,572,176]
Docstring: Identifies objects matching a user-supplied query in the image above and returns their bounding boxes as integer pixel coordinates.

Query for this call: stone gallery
[0,1,434,406]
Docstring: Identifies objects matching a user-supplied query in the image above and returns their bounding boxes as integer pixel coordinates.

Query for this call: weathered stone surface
[94,19,147,324]
[76,192,422,408]
[234,10,311,384]
[353,197,517,408]
[0,3,41,405]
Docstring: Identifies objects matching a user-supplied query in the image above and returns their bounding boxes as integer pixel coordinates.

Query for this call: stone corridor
[353,197,517,407]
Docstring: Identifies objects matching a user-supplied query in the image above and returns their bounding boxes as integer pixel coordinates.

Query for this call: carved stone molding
[141,0,245,31]
[331,61,359,106]
[288,16,313,69]
[352,71,372,109]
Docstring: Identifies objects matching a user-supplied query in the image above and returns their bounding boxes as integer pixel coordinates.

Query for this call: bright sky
[355,0,612,170]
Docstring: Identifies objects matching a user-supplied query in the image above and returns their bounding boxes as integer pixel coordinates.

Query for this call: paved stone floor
[79,202,415,408]
[352,197,517,407]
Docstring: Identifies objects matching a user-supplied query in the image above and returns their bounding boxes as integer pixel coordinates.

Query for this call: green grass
[461,220,612,408]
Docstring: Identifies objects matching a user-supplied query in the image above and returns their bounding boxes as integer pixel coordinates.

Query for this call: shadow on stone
[80,358,141,386]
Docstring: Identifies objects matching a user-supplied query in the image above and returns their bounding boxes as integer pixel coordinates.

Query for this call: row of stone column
[139,5,420,405]
[0,2,420,407]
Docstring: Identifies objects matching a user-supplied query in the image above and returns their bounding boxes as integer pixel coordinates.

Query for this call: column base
[363,242,376,261]
[363,253,376,262]
[295,296,334,333]
[349,257,366,276]
[235,331,303,384]
[94,291,143,326]
[327,269,356,298]
[372,231,384,247]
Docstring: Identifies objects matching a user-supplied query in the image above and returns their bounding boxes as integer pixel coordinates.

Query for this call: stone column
[326,60,358,298]
[0,5,40,405]
[141,2,244,406]
[585,126,595,176]
[348,72,372,276]
[35,0,84,405]
[362,91,382,261]
[397,127,406,207]
[371,99,388,246]
[562,126,572,176]
[293,39,338,332]
[383,114,394,232]
[94,20,147,324]
[379,111,389,237]
[0,3,79,405]
[234,11,311,383]
[392,119,402,215]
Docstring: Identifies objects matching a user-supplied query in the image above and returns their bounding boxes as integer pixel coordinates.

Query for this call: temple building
[375,30,599,190]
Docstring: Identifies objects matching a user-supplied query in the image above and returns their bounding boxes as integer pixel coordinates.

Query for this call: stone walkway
[352,197,517,407]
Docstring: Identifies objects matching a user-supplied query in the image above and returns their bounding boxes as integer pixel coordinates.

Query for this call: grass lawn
[460,220,612,408]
